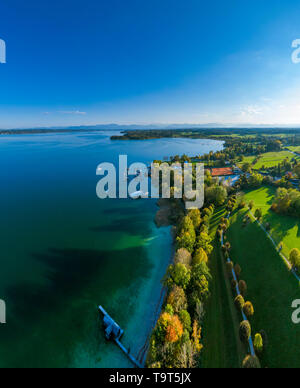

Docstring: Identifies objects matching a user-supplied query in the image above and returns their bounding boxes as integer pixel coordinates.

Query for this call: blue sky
[1,0,300,128]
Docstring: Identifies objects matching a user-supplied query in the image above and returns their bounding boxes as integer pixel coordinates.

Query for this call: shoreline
[137,235,175,366]
[110,223,173,368]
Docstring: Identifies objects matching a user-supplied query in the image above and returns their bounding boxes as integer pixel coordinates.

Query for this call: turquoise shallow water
[0,131,223,367]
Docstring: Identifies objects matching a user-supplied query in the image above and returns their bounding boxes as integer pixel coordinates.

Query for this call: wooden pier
[98,306,143,368]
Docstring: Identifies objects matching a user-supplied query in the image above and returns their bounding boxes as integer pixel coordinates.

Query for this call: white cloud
[58,110,86,115]
[240,105,263,116]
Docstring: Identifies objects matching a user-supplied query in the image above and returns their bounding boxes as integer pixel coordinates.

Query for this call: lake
[0,131,223,367]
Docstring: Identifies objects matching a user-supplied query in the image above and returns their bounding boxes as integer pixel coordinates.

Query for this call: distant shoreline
[0,128,112,136]
[2,127,300,137]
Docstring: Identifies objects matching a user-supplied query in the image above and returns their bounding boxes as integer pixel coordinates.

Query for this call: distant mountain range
[2,123,300,131]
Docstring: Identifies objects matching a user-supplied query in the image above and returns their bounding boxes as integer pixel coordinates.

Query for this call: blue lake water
[0,131,223,367]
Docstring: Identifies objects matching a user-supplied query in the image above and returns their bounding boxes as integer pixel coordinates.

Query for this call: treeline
[147,205,215,368]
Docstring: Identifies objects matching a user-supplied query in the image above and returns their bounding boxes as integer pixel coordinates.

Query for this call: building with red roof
[211,167,233,177]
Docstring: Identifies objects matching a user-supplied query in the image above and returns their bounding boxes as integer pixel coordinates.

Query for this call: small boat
[130,191,149,199]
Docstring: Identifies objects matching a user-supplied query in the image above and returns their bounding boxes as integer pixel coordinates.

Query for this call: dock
[98,306,143,369]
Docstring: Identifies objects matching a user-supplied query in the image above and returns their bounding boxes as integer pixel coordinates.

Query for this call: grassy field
[241,186,300,260]
[201,206,244,368]
[238,151,300,170]
[287,146,300,154]
[227,208,300,368]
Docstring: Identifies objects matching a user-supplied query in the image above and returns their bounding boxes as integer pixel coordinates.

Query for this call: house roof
[211,167,233,177]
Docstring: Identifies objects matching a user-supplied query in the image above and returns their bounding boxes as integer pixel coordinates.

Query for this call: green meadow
[227,208,300,368]
[241,186,300,260]
[239,151,300,170]
[287,146,300,154]
[201,207,244,368]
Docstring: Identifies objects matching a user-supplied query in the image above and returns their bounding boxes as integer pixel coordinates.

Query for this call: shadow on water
[102,205,154,217]
[89,217,152,238]
[1,244,153,367]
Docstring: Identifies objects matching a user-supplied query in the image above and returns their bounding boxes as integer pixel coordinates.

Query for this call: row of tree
[147,205,215,368]
[220,195,266,368]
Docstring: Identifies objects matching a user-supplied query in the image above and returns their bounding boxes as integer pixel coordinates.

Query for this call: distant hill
[1,123,300,135]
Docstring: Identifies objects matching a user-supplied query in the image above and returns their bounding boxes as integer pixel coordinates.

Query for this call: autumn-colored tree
[243,301,254,318]
[234,295,245,310]
[191,321,203,353]
[254,333,263,354]
[165,315,184,343]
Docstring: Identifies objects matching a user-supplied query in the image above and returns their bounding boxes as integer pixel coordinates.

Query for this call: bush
[239,320,251,343]
[238,280,247,297]
[254,333,263,354]
[242,355,261,369]
[243,301,254,318]
[234,295,245,310]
